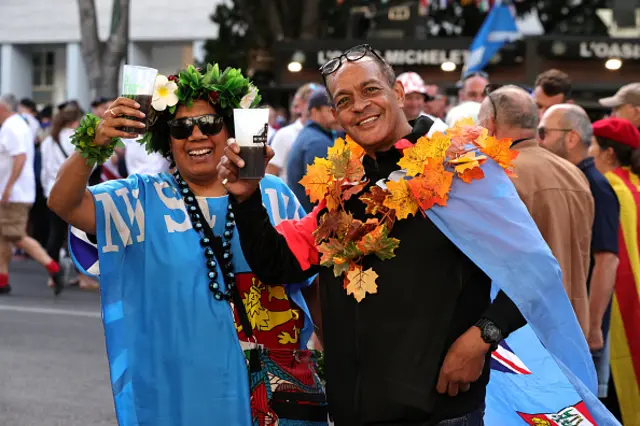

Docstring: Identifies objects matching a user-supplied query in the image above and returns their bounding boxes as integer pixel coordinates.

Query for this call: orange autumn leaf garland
[299,120,518,302]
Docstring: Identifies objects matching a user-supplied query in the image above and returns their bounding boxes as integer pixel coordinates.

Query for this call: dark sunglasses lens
[345,45,368,61]
[197,115,224,136]
[168,120,193,139]
[537,127,546,140]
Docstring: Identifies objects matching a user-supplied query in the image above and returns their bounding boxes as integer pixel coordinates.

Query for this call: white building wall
[0,44,32,99]
[0,0,221,44]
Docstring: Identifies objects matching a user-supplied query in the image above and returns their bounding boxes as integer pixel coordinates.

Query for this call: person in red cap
[589,116,640,425]
[395,72,448,134]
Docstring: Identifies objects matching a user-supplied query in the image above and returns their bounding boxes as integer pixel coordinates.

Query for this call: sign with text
[540,40,640,61]
[316,48,469,67]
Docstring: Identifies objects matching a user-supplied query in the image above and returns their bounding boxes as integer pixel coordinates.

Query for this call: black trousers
[46,207,68,263]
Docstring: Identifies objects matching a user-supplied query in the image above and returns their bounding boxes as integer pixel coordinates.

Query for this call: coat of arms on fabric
[518,401,595,426]
[246,347,327,426]
[233,273,306,350]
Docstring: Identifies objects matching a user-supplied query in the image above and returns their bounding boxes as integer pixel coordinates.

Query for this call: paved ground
[0,260,117,426]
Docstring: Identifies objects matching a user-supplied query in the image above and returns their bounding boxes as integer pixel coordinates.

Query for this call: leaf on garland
[346,158,365,183]
[318,239,362,277]
[447,117,489,150]
[357,225,400,260]
[450,151,487,183]
[384,179,419,220]
[314,210,353,243]
[398,133,451,176]
[345,218,378,243]
[326,181,343,211]
[459,166,485,183]
[343,181,368,202]
[299,158,333,204]
[480,136,519,176]
[346,135,365,159]
[361,186,389,216]
[326,137,351,180]
[345,266,379,303]
[406,159,454,211]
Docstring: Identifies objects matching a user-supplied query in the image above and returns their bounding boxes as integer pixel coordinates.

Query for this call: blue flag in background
[463,1,520,76]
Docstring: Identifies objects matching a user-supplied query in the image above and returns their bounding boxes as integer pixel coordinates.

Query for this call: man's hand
[0,187,11,205]
[218,139,274,202]
[436,326,490,397]
[588,326,604,351]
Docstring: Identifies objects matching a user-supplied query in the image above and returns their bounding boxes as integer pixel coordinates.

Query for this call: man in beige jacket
[478,86,594,336]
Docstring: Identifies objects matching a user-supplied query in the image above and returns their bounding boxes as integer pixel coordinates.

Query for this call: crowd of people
[0,45,639,425]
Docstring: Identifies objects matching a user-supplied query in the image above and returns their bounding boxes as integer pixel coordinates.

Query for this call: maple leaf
[346,134,365,159]
[325,181,343,211]
[384,179,419,220]
[357,225,400,260]
[447,117,489,150]
[326,137,351,179]
[345,218,378,243]
[343,181,367,202]
[299,158,333,204]
[450,151,488,183]
[480,136,518,173]
[313,210,353,243]
[318,239,362,277]
[398,133,451,176]
[459,166,485,183]
[406,159,454,211]
[346,158,365,182]
[361,186,389,216]
[345,266,379,303]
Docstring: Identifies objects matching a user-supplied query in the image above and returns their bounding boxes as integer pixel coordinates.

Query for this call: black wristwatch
[474,318,503,352]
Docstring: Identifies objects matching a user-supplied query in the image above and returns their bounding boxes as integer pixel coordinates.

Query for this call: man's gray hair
[488,85,539,130]
[0,94,18,112]
[557,105,593,148]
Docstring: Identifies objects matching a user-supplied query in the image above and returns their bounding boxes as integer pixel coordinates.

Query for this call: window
[32,49,55,104]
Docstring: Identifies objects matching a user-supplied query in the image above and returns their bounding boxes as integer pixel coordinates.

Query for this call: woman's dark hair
[149,98,234,160]
[595,135,640,176]
[51,105,83,143]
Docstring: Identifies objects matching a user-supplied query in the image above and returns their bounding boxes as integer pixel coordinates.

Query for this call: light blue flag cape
[426,159,620,424]
[69,173,314,426]
[463,1,520,76]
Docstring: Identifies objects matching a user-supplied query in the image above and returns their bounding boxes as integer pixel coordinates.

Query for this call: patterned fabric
[69,173,316,426]
[604,167,640,426]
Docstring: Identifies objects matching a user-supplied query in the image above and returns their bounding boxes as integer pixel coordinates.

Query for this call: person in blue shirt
[47,64,327,426]
[287,90,340,213]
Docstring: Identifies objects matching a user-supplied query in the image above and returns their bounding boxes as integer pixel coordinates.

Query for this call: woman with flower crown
[47,64,327,426]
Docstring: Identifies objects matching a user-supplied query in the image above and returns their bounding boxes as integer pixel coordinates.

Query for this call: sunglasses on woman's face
[167,114,225,140]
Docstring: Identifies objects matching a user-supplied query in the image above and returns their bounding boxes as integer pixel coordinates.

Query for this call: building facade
[0,0,221,109]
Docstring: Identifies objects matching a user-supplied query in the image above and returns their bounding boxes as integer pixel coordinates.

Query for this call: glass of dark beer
[120,65,158,134]
[233,108,270,179]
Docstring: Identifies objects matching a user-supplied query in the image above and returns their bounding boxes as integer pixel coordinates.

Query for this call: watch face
[484,324,502,343]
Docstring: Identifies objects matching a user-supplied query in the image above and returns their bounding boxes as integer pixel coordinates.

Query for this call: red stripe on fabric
[611,168,640,388]
[101,168,119,182]
[492,351,531,375]
[274,201,324,270]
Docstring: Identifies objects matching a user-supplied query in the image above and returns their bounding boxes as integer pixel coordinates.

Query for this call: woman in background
[589,117,640,426]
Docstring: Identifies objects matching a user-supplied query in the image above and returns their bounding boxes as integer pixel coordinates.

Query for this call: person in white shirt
[40,106,83,280]
[124,138,170,175]
[396,72,449,134]
[266,83,321,178]
[0,94,64,295]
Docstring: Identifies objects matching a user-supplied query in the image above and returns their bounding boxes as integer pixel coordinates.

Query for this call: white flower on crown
[240,85,258,109]
[151,75,179,111]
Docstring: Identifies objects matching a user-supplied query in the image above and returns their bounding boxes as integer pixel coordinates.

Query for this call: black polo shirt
[577,156,620,336]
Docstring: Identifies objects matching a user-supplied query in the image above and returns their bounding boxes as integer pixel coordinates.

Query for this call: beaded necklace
[173,169,236,301]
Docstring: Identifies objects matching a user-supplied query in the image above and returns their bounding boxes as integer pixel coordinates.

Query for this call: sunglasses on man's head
[319,44,385,78]
[167,114,225,140]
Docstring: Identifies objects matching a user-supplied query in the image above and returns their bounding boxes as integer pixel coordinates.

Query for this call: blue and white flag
[463,1,520,76]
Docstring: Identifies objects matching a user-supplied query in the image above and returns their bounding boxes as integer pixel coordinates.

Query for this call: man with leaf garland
[218,45,617,425]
